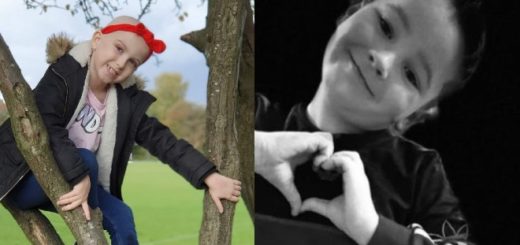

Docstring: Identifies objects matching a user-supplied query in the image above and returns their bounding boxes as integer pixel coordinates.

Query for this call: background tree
[133,73,206,159]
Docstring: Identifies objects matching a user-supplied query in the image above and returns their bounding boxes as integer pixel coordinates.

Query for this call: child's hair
[337,0,487,134]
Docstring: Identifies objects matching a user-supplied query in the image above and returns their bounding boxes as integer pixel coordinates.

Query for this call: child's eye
[404,65,419,89]
[378,13,393,40]
[115,45,124,53]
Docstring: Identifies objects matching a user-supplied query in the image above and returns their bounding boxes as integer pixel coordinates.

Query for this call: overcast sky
[0,1,209,105]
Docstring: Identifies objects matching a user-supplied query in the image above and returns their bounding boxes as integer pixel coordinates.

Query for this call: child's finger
[301,198,330,218]
[59,190,78,201]
[229,195,239,202]
[312,132,334,168]
[211,193,224,214]
[61,200,81,211]
[234,180,241,186]
[278,181,301,217]
[232,190,241,197]
[57,196,78,206]
[81,202,91,221]
[235,185,242,191]
[316,154,344,172]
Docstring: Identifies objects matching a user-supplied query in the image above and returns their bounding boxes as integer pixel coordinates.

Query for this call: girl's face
[89,30,150,86]
[320,0,462,131]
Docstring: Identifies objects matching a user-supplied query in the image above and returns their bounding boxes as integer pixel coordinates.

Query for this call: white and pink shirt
[68,89,106,152]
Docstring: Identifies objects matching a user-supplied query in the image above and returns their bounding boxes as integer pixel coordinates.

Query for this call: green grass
[0,161,253,244]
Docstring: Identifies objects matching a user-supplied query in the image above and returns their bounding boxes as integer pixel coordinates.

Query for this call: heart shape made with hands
[258,139,378,243]
[255,131,337,216]
[272,150,369,218]
[299,151,379,243]
[281,153,345,217]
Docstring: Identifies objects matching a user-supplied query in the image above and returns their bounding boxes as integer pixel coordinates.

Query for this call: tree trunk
[181,0,252,244]
[236,0,255,219]
[0,34,107,244]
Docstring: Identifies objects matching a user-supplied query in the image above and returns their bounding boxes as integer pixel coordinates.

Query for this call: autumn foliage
[132,73,206,160]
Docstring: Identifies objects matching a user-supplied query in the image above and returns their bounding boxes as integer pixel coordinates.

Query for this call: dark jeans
[7,148,138,245]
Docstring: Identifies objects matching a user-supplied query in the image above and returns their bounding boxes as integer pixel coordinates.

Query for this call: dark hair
[399,0,486,133]
[438,0,487,98]
[338,0,486,133]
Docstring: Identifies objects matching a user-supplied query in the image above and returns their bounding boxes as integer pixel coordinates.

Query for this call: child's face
[319,0,462,131]
[89,30,150,85]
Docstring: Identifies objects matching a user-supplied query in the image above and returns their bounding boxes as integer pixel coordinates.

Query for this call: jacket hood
[46,33,146,90]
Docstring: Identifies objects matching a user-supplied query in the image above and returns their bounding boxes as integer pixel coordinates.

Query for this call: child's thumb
[301,198,329,218]
[211,194,224,214]
[279,182,301,216]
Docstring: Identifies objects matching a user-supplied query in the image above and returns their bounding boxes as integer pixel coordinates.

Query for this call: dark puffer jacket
[0,37,215,201]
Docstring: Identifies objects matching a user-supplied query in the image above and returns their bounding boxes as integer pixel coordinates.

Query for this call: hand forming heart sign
[301,151,379,245]
[255,131,334,216]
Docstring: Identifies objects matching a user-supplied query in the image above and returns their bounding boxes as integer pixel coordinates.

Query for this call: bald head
[106,15,140,26]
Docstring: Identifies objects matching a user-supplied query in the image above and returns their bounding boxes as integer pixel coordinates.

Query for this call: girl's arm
[407,154,471,244]
[135,114,242,213]
[134,113,216,188]
[33,63,89,185]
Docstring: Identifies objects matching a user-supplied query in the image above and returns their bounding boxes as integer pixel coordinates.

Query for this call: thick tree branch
[2,200,64,245]
[0,34,107,244]
[181,29,208,55]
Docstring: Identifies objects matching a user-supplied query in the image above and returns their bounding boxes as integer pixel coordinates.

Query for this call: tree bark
[2,200,64,245]
[0,34,107,244]
[236,0,255,219]
[181,0,252,244]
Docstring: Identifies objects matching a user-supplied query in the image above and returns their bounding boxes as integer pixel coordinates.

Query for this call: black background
[256,0,520,244]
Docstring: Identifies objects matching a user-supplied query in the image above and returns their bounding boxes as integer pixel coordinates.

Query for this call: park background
[0,0,253,244]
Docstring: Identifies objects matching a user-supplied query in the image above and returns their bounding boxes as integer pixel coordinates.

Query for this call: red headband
[100,23,166,54]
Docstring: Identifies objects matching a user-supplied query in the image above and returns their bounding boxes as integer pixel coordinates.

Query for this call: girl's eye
[404,65,419,89]
[116,46,124,53]
[378,14,393,40]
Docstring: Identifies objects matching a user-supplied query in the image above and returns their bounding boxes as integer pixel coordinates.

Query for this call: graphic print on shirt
[76,104,103,134]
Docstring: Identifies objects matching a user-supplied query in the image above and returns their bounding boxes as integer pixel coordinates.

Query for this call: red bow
[101,23,166,54]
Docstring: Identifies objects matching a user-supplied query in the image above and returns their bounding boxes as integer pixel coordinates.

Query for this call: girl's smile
[348,50,375,97]
[106,64,120,78]
[309,0,462,133]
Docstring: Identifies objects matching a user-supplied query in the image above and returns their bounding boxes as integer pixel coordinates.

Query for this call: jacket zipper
[50,68,69,118]
[0,168,30,201]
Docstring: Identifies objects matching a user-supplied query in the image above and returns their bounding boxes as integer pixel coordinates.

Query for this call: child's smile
[106,64,120,79]
[348,51,375,97]
[310,0,463,133]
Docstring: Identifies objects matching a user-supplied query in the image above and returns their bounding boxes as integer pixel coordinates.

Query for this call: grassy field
[0,161,253,244]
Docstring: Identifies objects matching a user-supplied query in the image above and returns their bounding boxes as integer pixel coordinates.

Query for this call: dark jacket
[255,94,471,245]
[0,46,215,201]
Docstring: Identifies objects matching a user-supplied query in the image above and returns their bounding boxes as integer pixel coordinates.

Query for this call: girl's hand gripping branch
[204,172,242,214]
[57,175,92,221]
